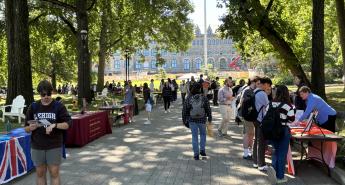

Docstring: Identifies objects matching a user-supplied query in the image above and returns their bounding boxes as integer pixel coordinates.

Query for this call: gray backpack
[190,94,205,119]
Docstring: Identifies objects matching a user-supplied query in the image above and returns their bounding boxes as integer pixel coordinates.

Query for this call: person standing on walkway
[212,77,221,106]
[238,77,258,159]
[217,78,235,137]
[162,82,172,113]
[25,80,71,185]
[266,85,295,184]
[253,77,272,171]
[149,79,155,97]
[180,80,187,104]
[124,80,135,122]
[143,83,153,122]
[187,76,196,96]
[172,79,178,101]
[298,86,337,132]
[182,83,212,160]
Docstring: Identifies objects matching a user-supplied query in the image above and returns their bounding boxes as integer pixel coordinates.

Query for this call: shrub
[272,73,294,85]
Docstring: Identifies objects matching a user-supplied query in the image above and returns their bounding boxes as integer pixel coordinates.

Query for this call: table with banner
[66,111,112,147]
[0,128,34,184]
[286,122,343,176]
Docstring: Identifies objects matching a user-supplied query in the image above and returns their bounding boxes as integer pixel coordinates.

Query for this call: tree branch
[29,12,47,25]
[41,0,77,12]
[58,15,77,35]
[265,0,274,14]
[107,38,122,49]
[87,0,97,11]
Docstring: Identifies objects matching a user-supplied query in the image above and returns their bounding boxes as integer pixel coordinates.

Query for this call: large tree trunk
[97,9,108,92]
[335,0,345,92]
[311,0,326,99]
[5,0,34,106]
[76,0,91,103]
[51,57,57,91]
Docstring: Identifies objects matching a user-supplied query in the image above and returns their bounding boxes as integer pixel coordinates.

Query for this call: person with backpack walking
[143,83,153,122]
[162,82,172,113]
[264,85,295,184]
[180,80,187,104]
[253,77,272,171]
[217,78,235,137]
[24,80,71,185]
[238,77,259,159]
[298,86,337,132]
[182,83,212,160]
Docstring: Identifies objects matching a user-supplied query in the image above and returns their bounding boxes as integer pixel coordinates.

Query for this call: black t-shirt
[25,100,72,150]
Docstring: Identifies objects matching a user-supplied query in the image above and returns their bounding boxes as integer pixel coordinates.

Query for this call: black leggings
[320,115,337,132]
[163,96,170,110]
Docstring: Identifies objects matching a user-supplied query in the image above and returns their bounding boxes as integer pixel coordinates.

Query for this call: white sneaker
[253,164,258,168]
[258,165,268,171]
[276,177,288,184]
[164,111,167,113]
[267,166,277,184]
[168,109,171,113]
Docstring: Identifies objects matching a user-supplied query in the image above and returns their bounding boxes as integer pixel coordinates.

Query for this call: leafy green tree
[335,0,345,91]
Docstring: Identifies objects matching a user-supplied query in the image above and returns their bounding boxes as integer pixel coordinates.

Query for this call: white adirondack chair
[97,88,108,99]
[1,95,26,123]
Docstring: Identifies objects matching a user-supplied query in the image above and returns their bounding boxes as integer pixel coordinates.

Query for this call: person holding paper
[24,80,71,185]
[298,86,337,132]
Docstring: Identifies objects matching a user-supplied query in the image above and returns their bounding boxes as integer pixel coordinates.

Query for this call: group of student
[182,75,337,184]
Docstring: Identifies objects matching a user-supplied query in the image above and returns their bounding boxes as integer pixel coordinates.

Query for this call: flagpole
[204,0,208,75]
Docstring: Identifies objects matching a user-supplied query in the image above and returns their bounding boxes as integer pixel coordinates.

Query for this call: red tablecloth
[66,111,112,147]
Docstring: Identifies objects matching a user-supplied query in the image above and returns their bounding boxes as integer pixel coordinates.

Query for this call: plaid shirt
[182,94,212,124]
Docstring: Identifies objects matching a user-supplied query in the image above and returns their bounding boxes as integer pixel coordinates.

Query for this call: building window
[208,59,214,68]
[151,49,157,56]
[151,60,157,69]
[220,58,227,69]
[183,59,190,71]
[135,61,141,70]
[171,59,177,68]
[195,58,202,70]
[114,60,121,69]
[143,49,150,56]
[143,62,149,69]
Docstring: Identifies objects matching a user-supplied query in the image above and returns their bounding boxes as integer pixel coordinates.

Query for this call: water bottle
[6,119,11,133]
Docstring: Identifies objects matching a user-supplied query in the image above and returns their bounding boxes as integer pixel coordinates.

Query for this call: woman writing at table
[298,86,337,132]
[24,80,71,185]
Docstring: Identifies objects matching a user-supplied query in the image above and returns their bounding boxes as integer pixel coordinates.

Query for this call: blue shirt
[298,93,336,124]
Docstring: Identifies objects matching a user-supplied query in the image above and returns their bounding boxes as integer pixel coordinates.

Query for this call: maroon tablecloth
[66,111,112,147]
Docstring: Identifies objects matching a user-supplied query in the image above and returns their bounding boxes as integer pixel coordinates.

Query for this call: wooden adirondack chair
[1,95,26,123]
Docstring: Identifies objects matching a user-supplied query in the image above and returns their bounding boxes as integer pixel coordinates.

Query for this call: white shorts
[145,103,152,112]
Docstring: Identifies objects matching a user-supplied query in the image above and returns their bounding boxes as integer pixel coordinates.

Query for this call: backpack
[210,81,217,90]
[261,102,284,140]
[190,94,205,119]
[242,90,263,122]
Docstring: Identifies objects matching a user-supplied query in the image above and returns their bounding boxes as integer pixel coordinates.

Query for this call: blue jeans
[190,122,206,156]
[271,126,291,179]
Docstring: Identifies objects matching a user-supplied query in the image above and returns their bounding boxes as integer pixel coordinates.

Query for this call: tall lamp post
[80,30,88,104]
[125,49,130,81]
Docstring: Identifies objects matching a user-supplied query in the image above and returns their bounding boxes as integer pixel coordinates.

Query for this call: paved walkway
[11,98,338,185]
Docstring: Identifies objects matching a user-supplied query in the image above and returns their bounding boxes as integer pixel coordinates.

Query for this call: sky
[188,0,227,34]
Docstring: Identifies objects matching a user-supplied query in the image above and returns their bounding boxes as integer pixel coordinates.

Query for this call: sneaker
[200,151,207,157]
[194,155,200,160]
[168,109,171,113]
[258,165,268,171]
[267,166,277,184]
[164,111,167,113]
[276,177,288,184]
[253,164,258,168]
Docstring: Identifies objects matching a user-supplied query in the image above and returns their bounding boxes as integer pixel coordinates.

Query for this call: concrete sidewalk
[11,99,339,185]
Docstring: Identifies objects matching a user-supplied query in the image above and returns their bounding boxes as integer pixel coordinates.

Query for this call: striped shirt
[265,102,296,124]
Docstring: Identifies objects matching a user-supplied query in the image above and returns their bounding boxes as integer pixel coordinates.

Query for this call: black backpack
[210,81,217,90]
[242,90,263,122]
[261,102,284,140]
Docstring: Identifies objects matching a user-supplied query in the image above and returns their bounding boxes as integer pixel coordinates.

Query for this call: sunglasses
[40,92,52,97]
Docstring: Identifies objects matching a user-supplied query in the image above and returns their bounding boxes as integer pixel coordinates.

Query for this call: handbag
[206,122,213,137]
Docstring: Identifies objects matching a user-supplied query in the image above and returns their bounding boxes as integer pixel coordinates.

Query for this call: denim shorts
[31,148,62,166]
